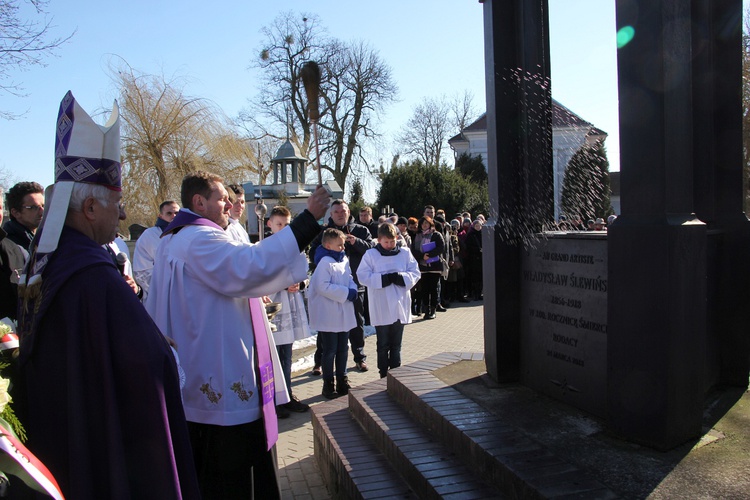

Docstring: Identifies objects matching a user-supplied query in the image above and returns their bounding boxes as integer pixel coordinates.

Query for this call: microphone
[116,252,129,276]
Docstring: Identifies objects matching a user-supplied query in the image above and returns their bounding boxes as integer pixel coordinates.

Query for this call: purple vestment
[17,227,200,499]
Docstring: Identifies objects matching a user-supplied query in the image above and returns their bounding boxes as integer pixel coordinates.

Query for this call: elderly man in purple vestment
[16,91,200,499]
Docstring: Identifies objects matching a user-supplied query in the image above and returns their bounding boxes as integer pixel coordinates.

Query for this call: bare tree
[245,12,328,151]
[319,39,398,191]
[397,96,451,168]
[0,165,17,191]
[0,0,75,118]
[111,63,261,229]
[450,90,479,135]
[245,11,398,194]
[234,121,280,185]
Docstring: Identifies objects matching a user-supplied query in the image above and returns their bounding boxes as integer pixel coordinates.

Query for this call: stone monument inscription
[520,234,608,417]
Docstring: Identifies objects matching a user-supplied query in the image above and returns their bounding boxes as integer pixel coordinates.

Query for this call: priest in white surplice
[145,171,329,500]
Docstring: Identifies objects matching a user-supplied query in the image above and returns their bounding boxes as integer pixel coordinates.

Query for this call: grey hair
[68,183,111,212]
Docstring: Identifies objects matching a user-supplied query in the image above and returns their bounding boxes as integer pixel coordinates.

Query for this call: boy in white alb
[357,223,421,378]
[267,206,312,416]
[308,228,357,399]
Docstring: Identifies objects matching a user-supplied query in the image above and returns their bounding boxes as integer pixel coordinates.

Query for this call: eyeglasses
[22,205,44,211]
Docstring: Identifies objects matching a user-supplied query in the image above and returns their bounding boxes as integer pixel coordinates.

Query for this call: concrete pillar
[606,0,745,450]
[482,0,554,381]
[690,0,750,388]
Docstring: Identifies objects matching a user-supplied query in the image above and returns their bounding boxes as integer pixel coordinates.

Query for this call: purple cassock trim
[161,210,223,237]
[55,157,122,189]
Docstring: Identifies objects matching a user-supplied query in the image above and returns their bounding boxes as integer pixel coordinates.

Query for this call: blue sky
[0,0,621,189]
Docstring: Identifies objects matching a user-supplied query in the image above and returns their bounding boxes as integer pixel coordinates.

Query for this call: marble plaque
[520,234,608,417]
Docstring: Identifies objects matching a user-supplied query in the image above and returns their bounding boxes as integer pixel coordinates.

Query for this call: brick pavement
[277,301,485,499]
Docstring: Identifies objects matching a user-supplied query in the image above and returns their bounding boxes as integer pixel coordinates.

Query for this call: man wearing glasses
[3,181,44,252]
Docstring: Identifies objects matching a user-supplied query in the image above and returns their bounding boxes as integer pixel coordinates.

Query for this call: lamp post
[254,195,267,241]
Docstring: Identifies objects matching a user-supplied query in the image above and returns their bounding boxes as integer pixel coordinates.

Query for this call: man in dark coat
[357,206,379,239]
[3,182,45,252]
[309,199,374,371]
[0,190,24,320]
[16,91,199,499]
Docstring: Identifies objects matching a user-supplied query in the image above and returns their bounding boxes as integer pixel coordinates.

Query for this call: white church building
[448,99,607,219]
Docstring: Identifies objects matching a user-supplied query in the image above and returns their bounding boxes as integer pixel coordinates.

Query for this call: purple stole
[163,210,278,449]
[249,299,278,450]
[160,210,223,236]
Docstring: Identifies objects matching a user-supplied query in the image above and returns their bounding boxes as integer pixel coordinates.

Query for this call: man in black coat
[0,190,24,320]
[357,206,379,239]
[309,199,374,371]
[3,181,45,252]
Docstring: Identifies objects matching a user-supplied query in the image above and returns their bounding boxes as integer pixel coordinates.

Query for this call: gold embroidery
[199,377,222,404]
[230,376,253,402]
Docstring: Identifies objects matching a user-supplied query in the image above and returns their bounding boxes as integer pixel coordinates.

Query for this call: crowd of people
[302,202,487,400]
[0,91,489,499]
[547,214,617,232]
[359,204,487,311]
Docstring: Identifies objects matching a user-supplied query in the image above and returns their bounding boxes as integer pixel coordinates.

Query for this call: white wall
[452,124,593,221]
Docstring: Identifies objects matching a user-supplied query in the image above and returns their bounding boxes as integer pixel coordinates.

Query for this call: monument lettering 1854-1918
[520,234,607,417]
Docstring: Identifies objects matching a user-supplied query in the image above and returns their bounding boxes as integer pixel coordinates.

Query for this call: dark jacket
[0,226,25,320]
[308,216,375,288]
[359,219,379,239]
[411,229,445,274]
[465,228,483,264]
[3,218,34,251]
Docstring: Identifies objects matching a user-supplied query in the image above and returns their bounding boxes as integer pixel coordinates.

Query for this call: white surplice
[145,215,305,426]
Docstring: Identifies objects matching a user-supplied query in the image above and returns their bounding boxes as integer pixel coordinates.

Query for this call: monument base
[607,215,707,450]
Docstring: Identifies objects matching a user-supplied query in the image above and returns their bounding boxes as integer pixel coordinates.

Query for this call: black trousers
[187,419,280,500]
[349,291,367,363]
[419,273,441,309]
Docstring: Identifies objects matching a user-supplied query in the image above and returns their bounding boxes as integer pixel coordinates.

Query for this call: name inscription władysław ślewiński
[520,234,608,417]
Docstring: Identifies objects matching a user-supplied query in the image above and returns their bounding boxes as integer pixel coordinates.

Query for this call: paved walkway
[276,301,486,500]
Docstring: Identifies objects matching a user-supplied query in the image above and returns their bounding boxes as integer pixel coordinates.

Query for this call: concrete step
[387,353,618,499]
[312,352,618,499]
[348,379,503,499]
[310,381,415,500]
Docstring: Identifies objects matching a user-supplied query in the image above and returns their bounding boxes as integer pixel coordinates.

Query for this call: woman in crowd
[444,219,463,303]
[407,217,422,316]
[464,219,484,301]
[410,216,445,319]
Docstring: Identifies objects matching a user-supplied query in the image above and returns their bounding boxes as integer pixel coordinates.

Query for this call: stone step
[312,352,619,499]
[387,353,618,499]
[310,381,415,500]
[348,379,503,499]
